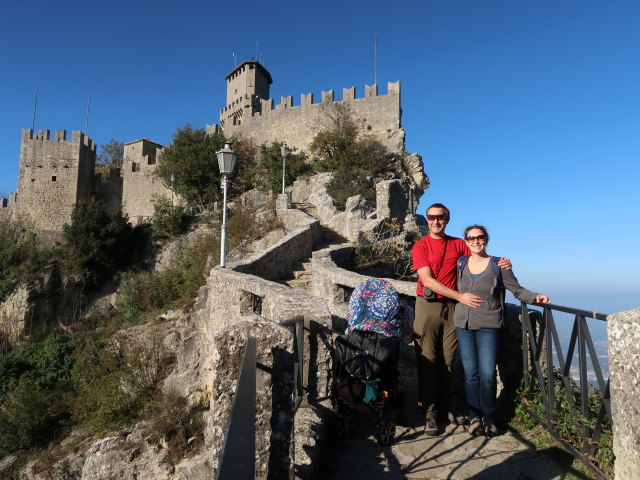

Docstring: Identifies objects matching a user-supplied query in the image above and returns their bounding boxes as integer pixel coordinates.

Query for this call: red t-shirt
[412,235,471,297]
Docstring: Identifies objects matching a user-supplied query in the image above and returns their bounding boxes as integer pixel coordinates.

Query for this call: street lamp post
[281,143,290,195]
[170,173,175,206]
[216,142,237,268]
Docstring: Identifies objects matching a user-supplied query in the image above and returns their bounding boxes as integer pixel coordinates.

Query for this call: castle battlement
[220,81,401,121]
[213,72,404,154]
[21,129,96,152]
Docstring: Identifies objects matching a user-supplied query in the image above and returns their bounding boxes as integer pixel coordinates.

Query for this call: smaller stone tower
[122,139,170,224]
[220,60,273,127]
[14,129,96,230]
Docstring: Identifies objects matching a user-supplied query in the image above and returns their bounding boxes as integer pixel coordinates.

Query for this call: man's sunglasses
[427,214,448,221]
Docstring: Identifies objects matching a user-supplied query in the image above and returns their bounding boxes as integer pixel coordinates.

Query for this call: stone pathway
[317,355,577,480]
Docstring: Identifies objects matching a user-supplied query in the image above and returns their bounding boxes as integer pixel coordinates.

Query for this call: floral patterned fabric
[345,278,413,342]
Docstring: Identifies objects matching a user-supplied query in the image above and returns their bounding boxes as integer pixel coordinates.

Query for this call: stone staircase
[283,204,349,293]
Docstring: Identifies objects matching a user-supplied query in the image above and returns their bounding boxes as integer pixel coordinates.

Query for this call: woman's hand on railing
[535,294,551,304]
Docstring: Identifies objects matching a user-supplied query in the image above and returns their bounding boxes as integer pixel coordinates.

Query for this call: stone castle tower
[122,139,171,224]
[13,129,96,230]
[211,60,405,155]
[220,60,273,127]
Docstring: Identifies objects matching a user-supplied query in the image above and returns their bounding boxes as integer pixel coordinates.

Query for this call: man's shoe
[467,417,484,437]
[447,411,469,426]
[423,418,438,436]
[483,416,498,437]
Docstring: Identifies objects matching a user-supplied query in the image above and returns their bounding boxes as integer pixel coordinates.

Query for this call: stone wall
[94,168,123,215]
[211,82,405,155]
[608,307,640,480]
[122,139,172,224]
[233,203,321,281]
[13,129,96,230]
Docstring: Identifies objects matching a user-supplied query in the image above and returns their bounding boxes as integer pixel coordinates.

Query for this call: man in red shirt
[412,203,509,435]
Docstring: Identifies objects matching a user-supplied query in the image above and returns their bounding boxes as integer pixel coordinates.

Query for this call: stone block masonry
[210,81,405,155]
[13,129,96,231]
[122,138,172,224]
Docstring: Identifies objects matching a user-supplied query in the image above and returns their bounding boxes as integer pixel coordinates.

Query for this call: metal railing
[521,302,610,479]
[215,337,256,480]
[216,316,308,479]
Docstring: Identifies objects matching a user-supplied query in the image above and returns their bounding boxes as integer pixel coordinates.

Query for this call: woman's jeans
[455,327,500,419]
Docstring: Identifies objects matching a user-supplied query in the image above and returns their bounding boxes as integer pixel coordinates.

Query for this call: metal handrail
[521,301,610,479]
[216,337,256,480]
[280,315,308,411]
[215,316,308,480]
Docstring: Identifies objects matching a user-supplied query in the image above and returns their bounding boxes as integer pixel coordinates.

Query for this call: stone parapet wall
[188,266,333,479]
[608,307,640,480]
[232,203,320,281]
[212,81,404,155]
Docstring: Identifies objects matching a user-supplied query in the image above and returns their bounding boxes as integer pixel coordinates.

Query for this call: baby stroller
[331,278,412,446]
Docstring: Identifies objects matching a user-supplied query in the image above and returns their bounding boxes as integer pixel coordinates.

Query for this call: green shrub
[155,125,227,207]
[0,334,75,455]
[252,141,308,192]
[0,218,45,303]
[151,196,192,240]
[0,334,74,403]
[352,217,416,280]
[71,352,145,435]
[511,371,614,477]
[325,165,375,211]
[0,377,70,455]
[146,390,205,464]
[309,103,391,210]
[117,233,218,319]
[62,198,146,285]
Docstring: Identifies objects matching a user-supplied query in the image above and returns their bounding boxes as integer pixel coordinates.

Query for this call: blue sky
[1,0,638,315]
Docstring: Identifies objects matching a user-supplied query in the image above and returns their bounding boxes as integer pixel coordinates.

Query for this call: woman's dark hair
[464,224,489,244]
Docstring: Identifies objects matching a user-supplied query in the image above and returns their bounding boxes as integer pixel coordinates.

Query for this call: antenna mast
[31,87,38,131]
[374,34,377,85]
[85,93,91,135]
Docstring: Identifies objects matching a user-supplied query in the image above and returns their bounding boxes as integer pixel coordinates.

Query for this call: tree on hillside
[155,125,226,207]
[253,141,308,192]
[96,139,124,182]
[98,140,124,167]
[309,103,391,210]
[62,198,143,285]
[0,218,42,303]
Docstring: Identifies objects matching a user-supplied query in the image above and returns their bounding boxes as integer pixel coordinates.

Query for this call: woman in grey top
[454,225,550,437]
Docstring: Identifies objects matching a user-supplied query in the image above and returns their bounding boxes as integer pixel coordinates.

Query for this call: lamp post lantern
[281,143,290,195]
[216,142,237,268]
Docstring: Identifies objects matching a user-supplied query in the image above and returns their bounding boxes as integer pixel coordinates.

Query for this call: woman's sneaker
[424,418,438,436]
[467,417,484,436]
[483,416,498,437]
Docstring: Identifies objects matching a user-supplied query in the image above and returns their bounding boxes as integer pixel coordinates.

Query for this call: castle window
[147,153,156,165]
[52,176,57,182]
[132,162,140,172]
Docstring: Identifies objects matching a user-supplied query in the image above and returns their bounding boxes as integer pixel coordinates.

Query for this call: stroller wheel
[377,420,396,446]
